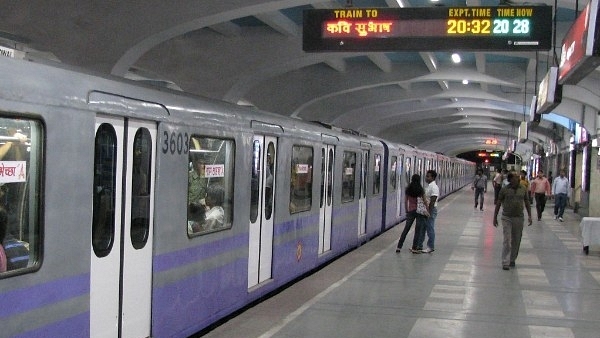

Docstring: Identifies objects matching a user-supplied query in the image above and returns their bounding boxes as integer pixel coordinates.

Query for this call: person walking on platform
[493,171,532,270]
[396,174,428,253]
[530,170,551,221]
[551,169,569,222]
[417,170,439,253]
[492,168,503,204]
[472,168,487,211]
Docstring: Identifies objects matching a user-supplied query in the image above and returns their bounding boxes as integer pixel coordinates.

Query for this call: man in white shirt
[492,168,503,204]
[418,170,439,253]
[551,169,569,222]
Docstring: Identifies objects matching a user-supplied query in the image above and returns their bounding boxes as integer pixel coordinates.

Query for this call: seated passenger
[204,184,225,230]
[0,207,28,271]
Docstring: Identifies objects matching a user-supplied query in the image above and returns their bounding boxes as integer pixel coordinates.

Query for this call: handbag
[416,196,430,217]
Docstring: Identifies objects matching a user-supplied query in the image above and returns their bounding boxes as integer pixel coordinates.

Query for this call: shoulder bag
[416,196,430,217]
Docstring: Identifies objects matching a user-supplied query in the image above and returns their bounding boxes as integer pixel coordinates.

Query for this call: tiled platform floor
[201,187,600,338]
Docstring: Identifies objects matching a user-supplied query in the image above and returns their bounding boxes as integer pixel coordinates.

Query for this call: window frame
[0,116,43,278]
[289,145,314,214]
[186,135,235,237]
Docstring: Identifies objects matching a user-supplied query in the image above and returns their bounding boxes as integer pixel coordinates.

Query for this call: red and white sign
[204,164,225,178]
[296,164,309,174]
[0,161,27,183]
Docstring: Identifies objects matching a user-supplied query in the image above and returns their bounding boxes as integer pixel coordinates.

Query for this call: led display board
[303,6,553,51]
[558,0,600,84]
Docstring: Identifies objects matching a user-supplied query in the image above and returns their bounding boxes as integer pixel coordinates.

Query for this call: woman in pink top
[396,174,428,253]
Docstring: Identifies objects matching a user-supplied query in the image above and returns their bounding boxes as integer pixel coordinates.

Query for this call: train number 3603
[162,131,190,155]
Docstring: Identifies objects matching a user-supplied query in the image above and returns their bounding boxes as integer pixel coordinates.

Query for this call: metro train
[0,57,474,338]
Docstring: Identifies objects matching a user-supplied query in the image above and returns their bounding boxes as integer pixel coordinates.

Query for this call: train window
[290,146,313,213]
[92,123,117,258]
[264,142,275,220]
[372,154,381,194]
[327,148,334,206]
[0,118,42,275]
[250,140,261,223]
[187,136,235,236]
[342,151,356,203]
[320,148,325,208]
[130,128,152,249]
[390,156,397,190]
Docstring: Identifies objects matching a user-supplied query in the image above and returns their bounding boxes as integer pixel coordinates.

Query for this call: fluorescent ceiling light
[451,53,461,63]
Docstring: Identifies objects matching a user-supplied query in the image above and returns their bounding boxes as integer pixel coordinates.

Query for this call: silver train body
[0,57,474,337]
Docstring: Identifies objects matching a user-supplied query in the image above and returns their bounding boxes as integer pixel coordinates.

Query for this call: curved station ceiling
[1,0,598,158]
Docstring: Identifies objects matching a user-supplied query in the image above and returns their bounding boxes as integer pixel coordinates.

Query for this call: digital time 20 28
[447,19,531,35]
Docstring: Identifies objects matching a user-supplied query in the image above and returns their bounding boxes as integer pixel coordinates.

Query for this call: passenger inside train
[204,184,225,230]
[187,136,234,235]
[188,152,209,224]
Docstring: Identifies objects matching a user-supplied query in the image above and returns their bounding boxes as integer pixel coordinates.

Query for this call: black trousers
[534,193,547,219]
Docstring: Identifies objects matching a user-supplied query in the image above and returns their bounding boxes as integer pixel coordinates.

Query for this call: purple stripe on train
[0,273,89,318]
[154,214,319,274]
[153,233,248,273]
[13,313,89,338]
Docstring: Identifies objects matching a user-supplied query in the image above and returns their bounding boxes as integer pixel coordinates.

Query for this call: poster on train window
[296,164,309,174]
[0,161,27,183]
[204,164,225,178]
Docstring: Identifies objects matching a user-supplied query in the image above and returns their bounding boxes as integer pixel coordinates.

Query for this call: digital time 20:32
[447,19,530,35]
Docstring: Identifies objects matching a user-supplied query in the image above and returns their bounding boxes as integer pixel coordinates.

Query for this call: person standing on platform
[493,171,532,270]
[472,168,487,211]
[530,170,551,221]
[492,168,503,204]
[417,170,439,253]
[551,169,569,222]
[520,170,533,205]
[396,174,428,253]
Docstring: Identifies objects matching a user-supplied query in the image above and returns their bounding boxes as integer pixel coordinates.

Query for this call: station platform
[200,187,600,338]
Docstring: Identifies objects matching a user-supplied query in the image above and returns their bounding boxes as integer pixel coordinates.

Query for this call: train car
[0,56,473,338]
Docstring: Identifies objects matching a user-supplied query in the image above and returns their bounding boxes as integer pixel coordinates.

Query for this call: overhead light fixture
[462,79,469,85]
[396,0,407,7]
[451,53,461,63]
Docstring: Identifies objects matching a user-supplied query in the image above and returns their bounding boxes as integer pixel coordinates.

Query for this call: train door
[318,145,334,254]
[248,136,277,288]
[90,116,156,338]
[358,150,369,235]
[396,154,404,217]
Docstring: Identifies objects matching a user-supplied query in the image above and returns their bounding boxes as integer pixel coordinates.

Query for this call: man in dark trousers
[471,168,487,211]
[493,171,532,270]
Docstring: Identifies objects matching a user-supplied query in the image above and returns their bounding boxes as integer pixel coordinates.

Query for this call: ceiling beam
[255,11,300,36]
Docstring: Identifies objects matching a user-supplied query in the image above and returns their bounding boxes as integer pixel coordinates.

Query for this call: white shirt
[205,206,224,229]
[426,181,439,208]
[552,176,569,195]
